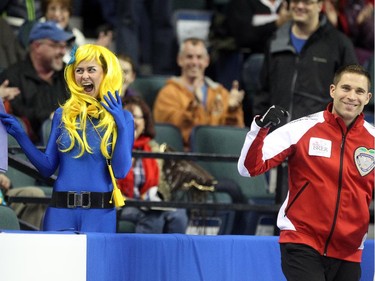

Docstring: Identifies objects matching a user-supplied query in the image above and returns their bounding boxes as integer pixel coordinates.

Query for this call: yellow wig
[62,44,123,158]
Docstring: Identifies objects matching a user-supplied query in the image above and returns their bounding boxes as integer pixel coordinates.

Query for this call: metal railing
[7,146,280,213]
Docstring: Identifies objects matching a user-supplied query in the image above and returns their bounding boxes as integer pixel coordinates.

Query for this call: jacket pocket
[284,181,309,217]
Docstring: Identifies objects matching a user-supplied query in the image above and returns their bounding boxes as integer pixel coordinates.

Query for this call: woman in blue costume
[0,44,134,232]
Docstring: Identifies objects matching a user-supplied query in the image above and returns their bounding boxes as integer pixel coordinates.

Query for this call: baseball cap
[28,21,75,43]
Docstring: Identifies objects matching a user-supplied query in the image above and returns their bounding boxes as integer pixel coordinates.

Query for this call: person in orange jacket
[153,37,245,150]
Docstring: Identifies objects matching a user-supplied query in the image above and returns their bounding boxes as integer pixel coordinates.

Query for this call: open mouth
[82,83,94,93]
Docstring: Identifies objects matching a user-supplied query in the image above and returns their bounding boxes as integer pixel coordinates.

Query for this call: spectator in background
[0,0,42,32]
[115,0,176,75]
[0,21,74,143]
[0,18,22,112]
[323,0,374,66]
[17,0,114,64]
[118,95,188,234]
[78,0,116,40]
[42,0,113,61]
[0,173,47,229]
[0,18,26,73]
[118,55,139,100]
[153,37,245,150]
[225,0,292,126]
[255,0,358,123]
[227,0,291,54]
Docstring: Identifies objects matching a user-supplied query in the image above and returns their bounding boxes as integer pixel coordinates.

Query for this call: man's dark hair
[334,64,372,91]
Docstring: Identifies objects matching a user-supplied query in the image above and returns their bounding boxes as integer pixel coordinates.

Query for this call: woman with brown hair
[118,95,188,233]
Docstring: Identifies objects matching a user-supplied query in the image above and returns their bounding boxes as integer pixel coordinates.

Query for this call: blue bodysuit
[12,107,134,232]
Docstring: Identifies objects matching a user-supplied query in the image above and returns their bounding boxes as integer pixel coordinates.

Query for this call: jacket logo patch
[313,57,327,63]
[309,137,331,158]
[354,147,374,176]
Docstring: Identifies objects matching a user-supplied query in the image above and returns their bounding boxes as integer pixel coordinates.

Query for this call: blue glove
[0,112,27,138]
[0,112,57,177]
[255,105,289,128]
[101,91,134,179]
[101,91,126,130]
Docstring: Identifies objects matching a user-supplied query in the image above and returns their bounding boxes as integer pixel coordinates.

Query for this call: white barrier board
[0,232,86,281]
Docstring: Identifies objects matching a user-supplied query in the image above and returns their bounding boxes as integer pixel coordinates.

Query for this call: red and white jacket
[238,104,374,262]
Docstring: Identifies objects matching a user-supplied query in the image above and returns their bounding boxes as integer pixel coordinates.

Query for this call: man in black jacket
[0,21,74,143]
[254,0,358,123]
[253,0,357,206]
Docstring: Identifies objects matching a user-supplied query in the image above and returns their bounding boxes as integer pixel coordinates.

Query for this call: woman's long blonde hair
[61,44,123,158]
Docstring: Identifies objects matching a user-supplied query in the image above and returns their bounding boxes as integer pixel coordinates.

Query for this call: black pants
[280,243,361,281]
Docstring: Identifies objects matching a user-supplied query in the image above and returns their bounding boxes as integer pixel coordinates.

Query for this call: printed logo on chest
[354,147,375,177]
[308,137,332,158]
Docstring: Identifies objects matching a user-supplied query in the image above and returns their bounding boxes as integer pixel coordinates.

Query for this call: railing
[6,146,280,213]
[7,147,373,233]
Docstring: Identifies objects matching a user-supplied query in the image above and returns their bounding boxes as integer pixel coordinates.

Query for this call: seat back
[154,123,184,152]
[0,205,20,230]
[186,191,235,235]
[190,125,276,235]
[172,9,213,45]
[129,75,168,110]
[190,125,272,200]
[41,118,52,146]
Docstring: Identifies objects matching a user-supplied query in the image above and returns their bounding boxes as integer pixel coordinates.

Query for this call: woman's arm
[0,112,60,177]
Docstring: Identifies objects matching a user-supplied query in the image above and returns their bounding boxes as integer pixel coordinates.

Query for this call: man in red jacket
[238,64,373,281]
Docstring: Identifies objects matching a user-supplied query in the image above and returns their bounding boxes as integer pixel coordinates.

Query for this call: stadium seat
[190,125,276,235]
[129,75,168,110]
[0,205,20,230]
[154,122,184,152]
[41,118,52,146]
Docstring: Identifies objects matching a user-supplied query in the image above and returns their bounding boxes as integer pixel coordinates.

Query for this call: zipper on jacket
[284,182,309,217]
[323,125,350,256]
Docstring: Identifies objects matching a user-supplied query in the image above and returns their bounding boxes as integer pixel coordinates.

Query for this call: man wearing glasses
[0,21,74,144]
[254,0,357,124]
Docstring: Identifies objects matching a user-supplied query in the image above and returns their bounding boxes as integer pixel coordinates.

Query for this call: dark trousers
[280,243,361,281]
[115,0,176,75]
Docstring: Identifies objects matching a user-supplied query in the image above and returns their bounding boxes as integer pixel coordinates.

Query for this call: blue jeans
[120,206,188,233]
